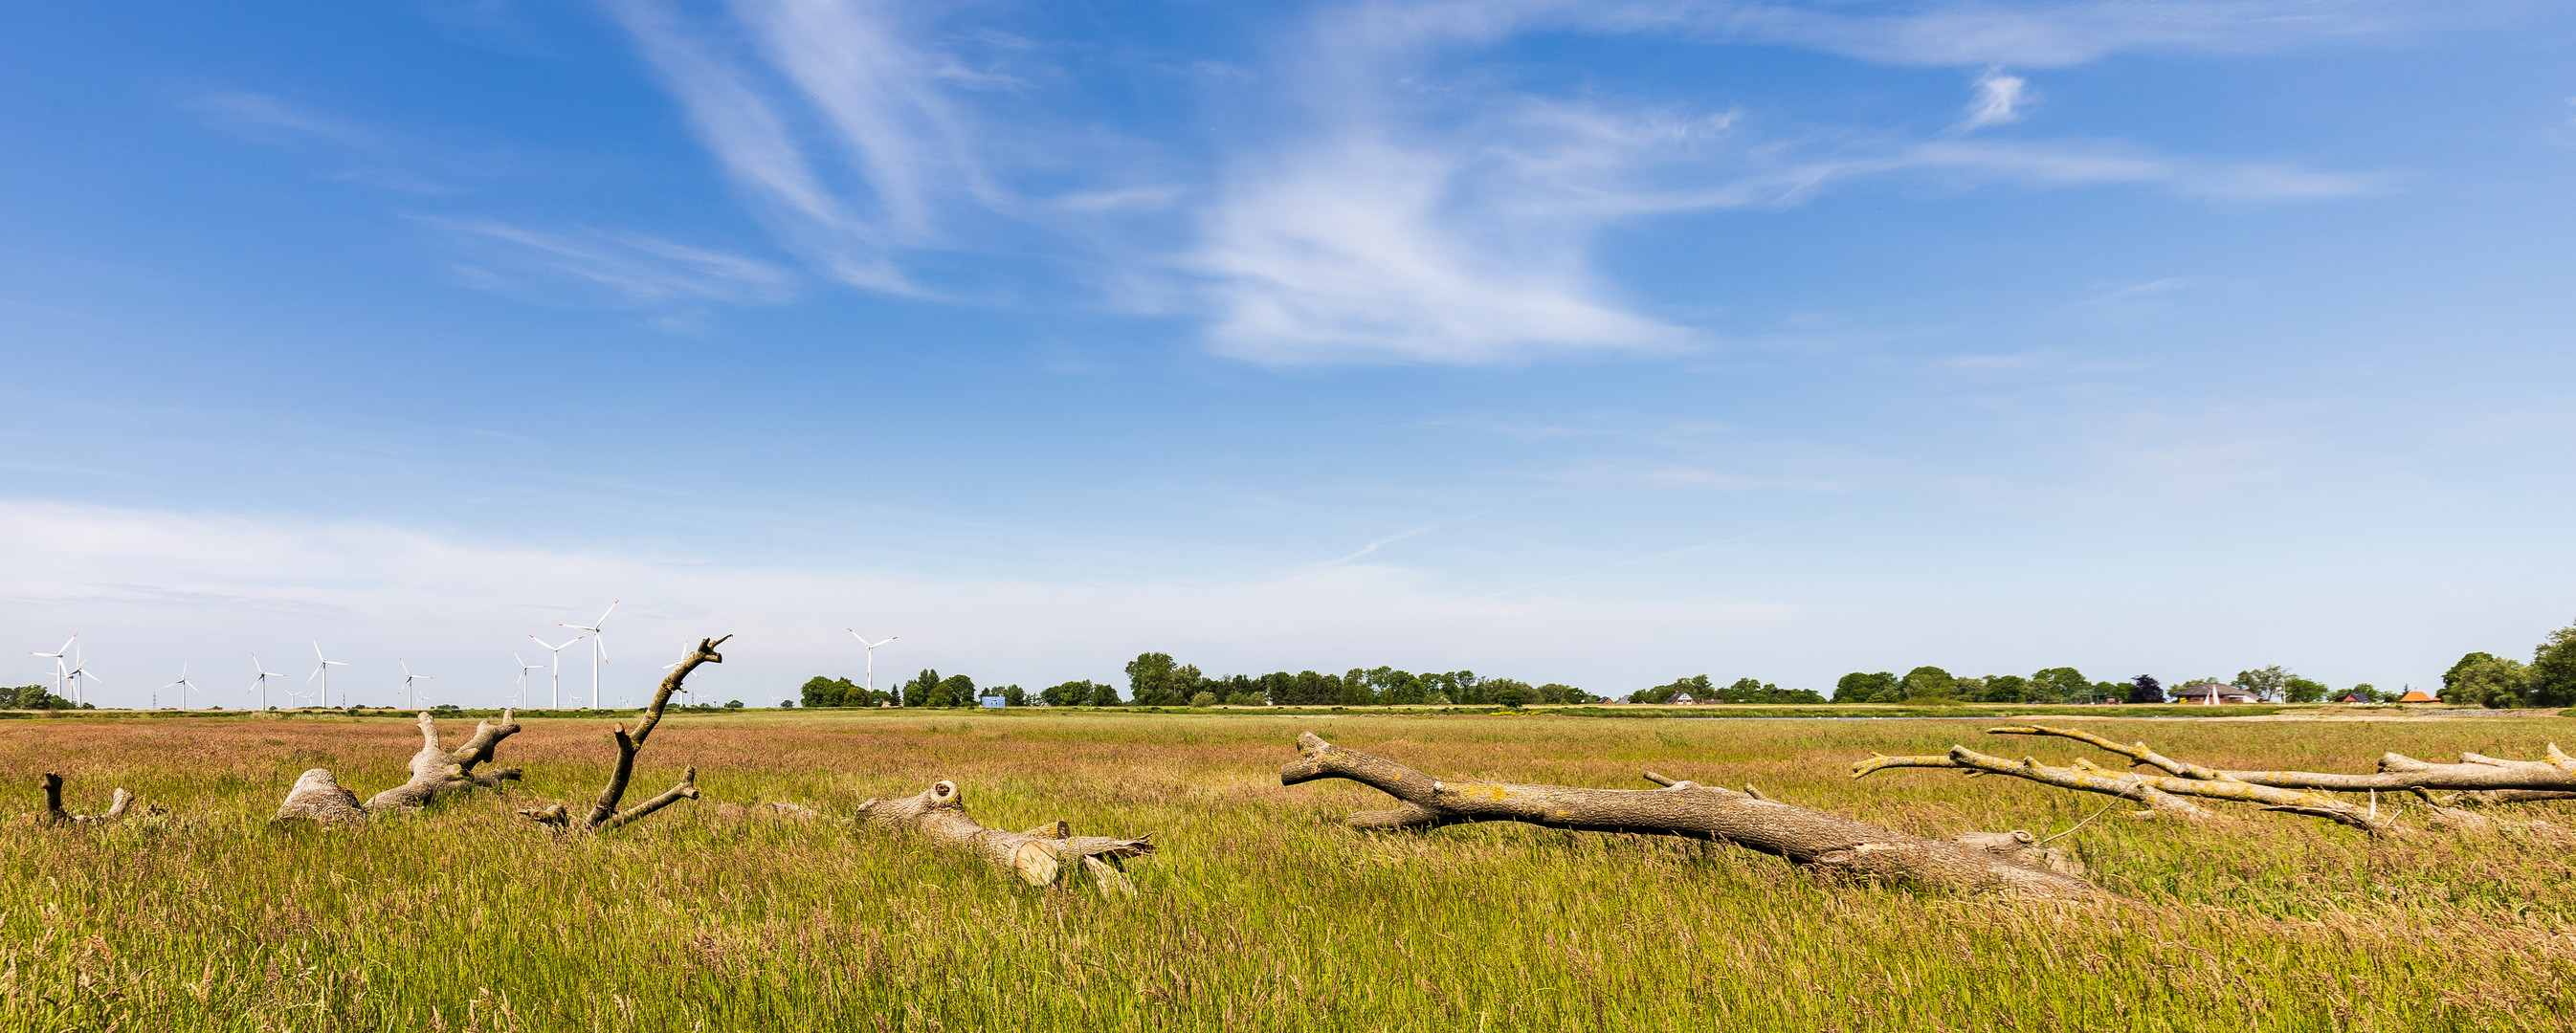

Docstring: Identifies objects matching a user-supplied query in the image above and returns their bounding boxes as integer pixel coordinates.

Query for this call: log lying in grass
[519,636,728,832]
[856,780,1154,894]
[274,710,522,824]
[28,772,144,825]
[1854,725,2576,832]
[1281,731,2104,901]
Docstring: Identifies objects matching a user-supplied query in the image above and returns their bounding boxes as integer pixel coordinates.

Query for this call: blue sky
[4,0,2572,708]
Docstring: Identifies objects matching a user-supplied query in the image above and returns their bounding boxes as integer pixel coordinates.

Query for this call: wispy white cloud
[1624,0,2418,68]
[1958,68,2029,130]
[421,217,796,310]
[605,0,995,295]
[594,0,2403,363]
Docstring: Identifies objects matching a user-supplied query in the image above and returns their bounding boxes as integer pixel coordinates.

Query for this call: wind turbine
[513,651,544,708]
[309,642,350,708]
[847,629,898,698]
[164,664,199,711]
[250,653,286,712]
[528,634,584,708]
[399,657,435,711]
[29,634,76,700]
[560,601,617,709]
[62,642,101,707]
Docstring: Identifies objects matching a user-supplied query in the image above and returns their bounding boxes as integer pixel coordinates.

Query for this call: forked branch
[520,635,726,831]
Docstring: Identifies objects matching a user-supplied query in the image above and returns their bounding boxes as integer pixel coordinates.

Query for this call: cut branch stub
[1282,732,2104,901]
[273,709,521,824]
[855,780,1154,895]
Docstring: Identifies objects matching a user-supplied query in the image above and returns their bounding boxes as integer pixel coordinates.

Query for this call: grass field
[4,710,2573,1031]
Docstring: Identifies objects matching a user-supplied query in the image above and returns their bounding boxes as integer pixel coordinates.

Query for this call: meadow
[3,709,2572,1031]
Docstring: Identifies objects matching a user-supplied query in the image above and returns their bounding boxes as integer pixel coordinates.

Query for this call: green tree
[1982,674,2032,703]
[1002,684,1030,707]
[1832,671,1898,704]
[1040,680,1101,707]
[1124,652,1206,707]
[1493,684,1528,709]
[2028,668,2091,704]
[902,669,966,708]
[1536,683,1591,704]
[2233,666,2292,702]
[1900,666,1959,703]
[799,675,843,709]
[2527,624,2576,707]
[2283,677,2329,703]
[1188,691,1217,708]
[2441,652,2529,708]
[1087,680,1123,707]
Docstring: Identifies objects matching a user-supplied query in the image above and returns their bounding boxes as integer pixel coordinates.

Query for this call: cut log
[518,636,725,831]
[1853,725,2576,832]
[1281,732,2104,901]
[273,709,521,824]
[855,780,1153,894]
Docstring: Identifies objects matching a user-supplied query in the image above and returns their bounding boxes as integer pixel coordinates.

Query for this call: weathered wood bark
[1854,742,2389,832]
[28,773,139,825]
[1282,732,2104,901]
[519,636,723,831]
[1852,725,2576,832]
[856,780,1154,894]
[273,710,522,824]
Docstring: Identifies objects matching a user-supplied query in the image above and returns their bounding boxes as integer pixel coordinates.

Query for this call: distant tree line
[793,652,1599,709]
[0,685,91,710]
[784,621,2576,711]
[1628,675,1824,704]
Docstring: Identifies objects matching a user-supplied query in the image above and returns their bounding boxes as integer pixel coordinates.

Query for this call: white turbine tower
[250,653,286,712]
[513,651,544,709]
[847,629,898,700]
[399,657,435,711]
[309,642,350,708]
[29,634,76,700]
[560,601,617,710]
[163,664,199,711]
[528,634,584,709]
[62,642,101,707]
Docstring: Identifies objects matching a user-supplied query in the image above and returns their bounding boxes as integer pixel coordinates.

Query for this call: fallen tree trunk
[519,636,724,831]
[1280,732,2105,901]
[274,709,522,824]
[856,780,1154,894]
[1852,725,2576,831]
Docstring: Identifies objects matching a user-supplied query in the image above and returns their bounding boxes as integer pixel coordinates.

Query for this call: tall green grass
[2,712,2569,1030]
